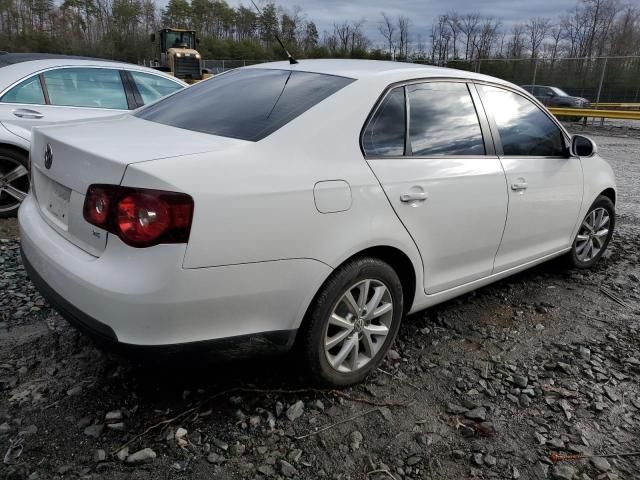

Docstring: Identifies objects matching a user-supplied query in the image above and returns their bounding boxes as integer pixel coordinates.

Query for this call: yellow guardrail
[549,107,640,120]
[591,103,640,108]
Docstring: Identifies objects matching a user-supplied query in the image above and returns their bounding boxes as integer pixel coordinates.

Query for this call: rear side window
[408,82,485,156]
[43,68,128,109]
[479,85,566,157]
[136,69,354,141]
[362,87,405,156]
[1,76,45,105]
[129,71,183,105]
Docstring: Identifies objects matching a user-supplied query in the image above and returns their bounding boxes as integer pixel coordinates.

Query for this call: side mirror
[572,135,597,157]
[546,92,554,97]
[150,33,155,43]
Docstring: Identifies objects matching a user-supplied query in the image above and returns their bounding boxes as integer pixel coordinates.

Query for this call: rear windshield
[136,68,355,141]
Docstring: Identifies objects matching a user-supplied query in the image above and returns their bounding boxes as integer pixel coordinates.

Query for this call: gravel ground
[1,131,639,480]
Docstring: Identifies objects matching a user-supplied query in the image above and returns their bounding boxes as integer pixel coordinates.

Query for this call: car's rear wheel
[299,257,403,387]
[567,195,615,268]
[0,148,29,218]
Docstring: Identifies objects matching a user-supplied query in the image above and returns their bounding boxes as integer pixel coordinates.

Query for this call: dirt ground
[0,129,639,480]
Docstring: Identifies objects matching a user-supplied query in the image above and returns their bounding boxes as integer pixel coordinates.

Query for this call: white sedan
[19,60,616,386]
[0,53,186,217]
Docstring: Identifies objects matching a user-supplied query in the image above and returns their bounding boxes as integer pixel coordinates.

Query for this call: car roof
[0,52,120,67]
[247,59,514,86]
[0,53,186,92]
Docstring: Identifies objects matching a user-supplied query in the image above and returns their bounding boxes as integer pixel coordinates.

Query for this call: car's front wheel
[299,257,404,387]
[568,195,615,268]
[0,147,29,218]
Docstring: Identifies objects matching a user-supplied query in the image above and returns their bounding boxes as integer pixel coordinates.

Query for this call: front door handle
[400,192,428,202]
[13,108,44,119]
[511,182,528,191]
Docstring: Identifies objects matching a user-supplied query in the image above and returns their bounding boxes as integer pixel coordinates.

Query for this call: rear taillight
[83,184,193,248]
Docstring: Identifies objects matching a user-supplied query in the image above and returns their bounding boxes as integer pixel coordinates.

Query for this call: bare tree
[460,13,480,60]
[398,15,410,60]
[526,17,552,58]
[445,12,461,58]
[378,12,396,59]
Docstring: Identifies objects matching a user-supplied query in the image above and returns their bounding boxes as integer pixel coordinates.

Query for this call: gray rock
[94,450,106,462]
[280,460,298,477]
[286,400,305,422]
[83,424,104,438]
[590,456,611,472]
[207,452,225,464]
[257,465,276,476]
[484,454,497,467]
[230,442,246,456]
[105,410,122,422]
[116,447,129,462]
[547,438,565,449]
[603,386,619,403]
[513,375,528,388]
[551,465,576,480]
[349,430,363,451]
[579,347,591,361]
[125,448,156,465]
[472,453,484,465]
[465,407,487,421]
[446,402,469,415]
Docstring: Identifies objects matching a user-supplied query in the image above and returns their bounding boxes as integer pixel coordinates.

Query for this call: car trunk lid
[29,115,244,256]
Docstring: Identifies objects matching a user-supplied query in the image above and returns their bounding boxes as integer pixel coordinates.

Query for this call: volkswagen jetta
[19,60,616,386]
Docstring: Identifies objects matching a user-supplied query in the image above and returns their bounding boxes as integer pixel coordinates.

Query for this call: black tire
[298,257,404,387]
[0,147,30,218]
[567,195,615,268]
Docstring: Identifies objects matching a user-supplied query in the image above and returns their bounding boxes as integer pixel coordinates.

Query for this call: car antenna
[250,0,298,65]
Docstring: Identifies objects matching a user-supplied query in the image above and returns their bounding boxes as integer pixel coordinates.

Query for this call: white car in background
[19,60,616,386]
[0,53,186,217]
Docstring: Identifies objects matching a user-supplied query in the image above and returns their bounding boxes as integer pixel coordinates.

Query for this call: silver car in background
[0,52,186,217]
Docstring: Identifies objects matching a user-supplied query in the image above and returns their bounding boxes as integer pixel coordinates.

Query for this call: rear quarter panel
[120,78,424,303]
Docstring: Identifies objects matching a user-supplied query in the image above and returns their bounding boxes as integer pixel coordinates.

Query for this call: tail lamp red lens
[83,184,194,248]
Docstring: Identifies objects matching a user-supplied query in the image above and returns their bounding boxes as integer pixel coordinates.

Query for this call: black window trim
[473,80,574,159]
[119,70,138,110]
[360,77,496,160]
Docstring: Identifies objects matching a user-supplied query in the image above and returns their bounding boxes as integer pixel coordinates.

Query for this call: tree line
[0,0,638,65]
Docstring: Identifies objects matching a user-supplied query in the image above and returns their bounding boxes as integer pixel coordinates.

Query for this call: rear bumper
[18,194,331,349]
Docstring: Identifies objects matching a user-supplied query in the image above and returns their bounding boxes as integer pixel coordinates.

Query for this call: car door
[477,84,583,272]
[0,67,130,141]
[365,81,508,294]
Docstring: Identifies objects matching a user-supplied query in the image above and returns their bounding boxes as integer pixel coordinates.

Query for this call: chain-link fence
[204,56,640,104]
[202,59,268,74]
[441,56,640,104]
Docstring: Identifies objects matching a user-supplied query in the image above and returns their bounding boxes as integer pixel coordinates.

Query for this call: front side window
[129,71,183,105]
[479,85,566,157]
[362,87,405,156]
[408,82,485,156]
[136,69,354,141]
[43,68,128,109]
[0,76,45,105]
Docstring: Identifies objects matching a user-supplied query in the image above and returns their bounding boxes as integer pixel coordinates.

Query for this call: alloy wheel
[0,155,29,214]
[323,279,393,373]
[575,207,610,262]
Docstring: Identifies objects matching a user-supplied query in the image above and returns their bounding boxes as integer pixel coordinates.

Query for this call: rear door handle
[400,192,428,202]
[13,108,44,119]
[511,182,528,191]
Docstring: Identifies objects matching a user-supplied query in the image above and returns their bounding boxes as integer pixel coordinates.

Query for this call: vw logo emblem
[44,143,53,169]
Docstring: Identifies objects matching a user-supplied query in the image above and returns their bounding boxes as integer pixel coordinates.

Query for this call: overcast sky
[222,0,580,46]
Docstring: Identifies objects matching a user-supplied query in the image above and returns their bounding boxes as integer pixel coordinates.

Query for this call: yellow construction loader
[150,28,211,83]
